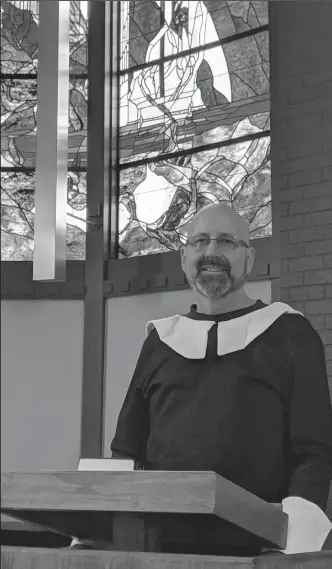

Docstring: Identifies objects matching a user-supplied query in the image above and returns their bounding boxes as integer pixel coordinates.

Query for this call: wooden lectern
[1,470,331,568]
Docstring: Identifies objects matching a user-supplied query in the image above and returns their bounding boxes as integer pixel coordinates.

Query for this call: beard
[188,257,248,300]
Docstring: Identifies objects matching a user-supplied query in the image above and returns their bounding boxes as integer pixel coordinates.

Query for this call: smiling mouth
[200,267,227,273]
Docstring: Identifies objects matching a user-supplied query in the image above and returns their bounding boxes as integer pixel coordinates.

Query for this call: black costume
[111,300,332,556]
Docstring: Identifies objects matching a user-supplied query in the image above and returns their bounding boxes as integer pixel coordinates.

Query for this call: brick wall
[270,1,332,396]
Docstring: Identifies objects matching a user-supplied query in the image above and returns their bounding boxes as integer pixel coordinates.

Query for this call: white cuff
[70,538,82,547]
[70,537,113,549]
[278,497,332,554]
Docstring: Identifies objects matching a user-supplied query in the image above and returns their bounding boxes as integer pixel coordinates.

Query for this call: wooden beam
[1,470,287,548]
[2,547,332,569]
[80,0,110,458]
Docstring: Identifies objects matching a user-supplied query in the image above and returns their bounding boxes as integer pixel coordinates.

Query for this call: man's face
[181,210,254,300]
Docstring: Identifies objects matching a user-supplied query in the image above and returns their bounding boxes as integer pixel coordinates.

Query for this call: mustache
[197,257,230,271]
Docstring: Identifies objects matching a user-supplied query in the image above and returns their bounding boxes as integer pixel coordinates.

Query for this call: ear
[246,246,256,276]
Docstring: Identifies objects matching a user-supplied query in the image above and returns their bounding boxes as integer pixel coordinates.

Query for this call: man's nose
[206,239,219,255]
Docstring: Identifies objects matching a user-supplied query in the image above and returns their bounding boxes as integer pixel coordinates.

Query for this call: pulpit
[1,470,331,568]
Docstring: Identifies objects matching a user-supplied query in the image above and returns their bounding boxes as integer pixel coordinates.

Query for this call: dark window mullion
[119,130,271,171]
[0,74,87,80]
[0,167,87,173]
[159,0,165,98]
[0,73,38,80]
[119,24,269,76]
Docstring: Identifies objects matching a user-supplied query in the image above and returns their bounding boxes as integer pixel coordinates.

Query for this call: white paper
[77,458,135,471]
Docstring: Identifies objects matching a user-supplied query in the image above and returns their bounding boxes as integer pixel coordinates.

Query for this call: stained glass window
[117,1,271,258]
[1,171,86,260]
[0,0,88,260]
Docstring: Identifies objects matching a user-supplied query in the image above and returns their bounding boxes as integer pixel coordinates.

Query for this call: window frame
[0,0,89,297]
[1,1,274,301]
[1,236,274,299]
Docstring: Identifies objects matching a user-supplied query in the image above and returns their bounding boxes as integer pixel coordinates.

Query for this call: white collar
[145,302,302,359]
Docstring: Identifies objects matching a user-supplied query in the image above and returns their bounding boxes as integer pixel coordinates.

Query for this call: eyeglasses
[186,235,249,251]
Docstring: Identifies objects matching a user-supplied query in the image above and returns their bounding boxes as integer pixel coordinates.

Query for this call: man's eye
[219,239,233,246]
[196,238,209,245]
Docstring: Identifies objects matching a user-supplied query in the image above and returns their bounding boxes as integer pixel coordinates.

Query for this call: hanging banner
[33,1,70,281]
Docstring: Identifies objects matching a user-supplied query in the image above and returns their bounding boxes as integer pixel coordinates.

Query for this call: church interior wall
[269,0,332,521]
[269,1,332,397]
[0,300,84,472]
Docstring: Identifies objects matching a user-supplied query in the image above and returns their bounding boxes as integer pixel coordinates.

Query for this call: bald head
[187,204,250,245]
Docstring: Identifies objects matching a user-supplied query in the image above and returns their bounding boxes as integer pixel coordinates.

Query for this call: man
[75,204,332,555]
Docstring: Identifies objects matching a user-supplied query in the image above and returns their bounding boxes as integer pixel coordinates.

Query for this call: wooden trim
[1,237,275,300]
[0,261,85,299]
[0,534,70,548]
[108,0,120,259]
[104,236,274,298]
[1,470,287,548]
[0,547,243,568]
[80,0,110,458]
[2,547,332,568]
[269,1,281,304]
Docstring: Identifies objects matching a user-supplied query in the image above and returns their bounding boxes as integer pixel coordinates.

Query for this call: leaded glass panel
[118,1,270,258]
[69,1,88,76]
[1,78,37,168]
[120,26,269,162]
[68,77,88,167]
[1,170,87,260]
[1,1,88,261]
[1,1,39,75]
[1,77,88,168]
[1,0,88,75]
[118,135,271,258]
[120,1,268,71]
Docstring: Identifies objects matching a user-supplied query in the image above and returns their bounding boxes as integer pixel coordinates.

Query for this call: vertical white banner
[33,1,70,281]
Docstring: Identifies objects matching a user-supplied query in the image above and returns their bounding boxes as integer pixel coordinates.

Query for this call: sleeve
[110,332,155,464]
[287,319,332,510]
[264,318,332,555]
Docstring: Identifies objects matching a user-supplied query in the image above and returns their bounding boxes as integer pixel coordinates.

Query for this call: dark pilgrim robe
[109,300,332,556]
